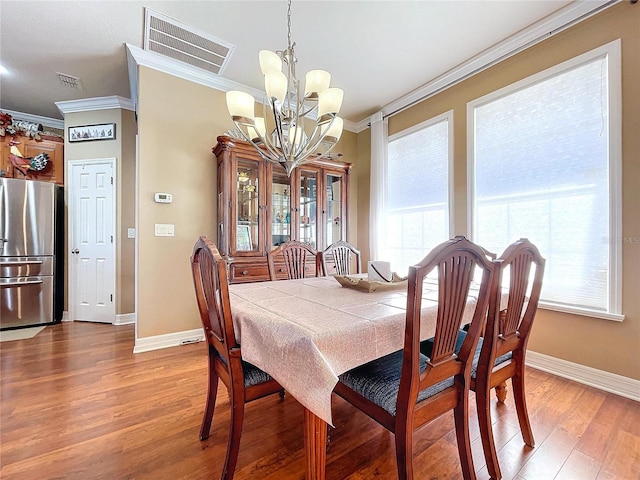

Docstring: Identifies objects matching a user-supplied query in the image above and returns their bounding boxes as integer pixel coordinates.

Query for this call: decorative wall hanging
[68,123,116,142]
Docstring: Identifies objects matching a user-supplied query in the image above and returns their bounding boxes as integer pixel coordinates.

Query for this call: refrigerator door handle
[1,278,45,286]
[0,260,44,267]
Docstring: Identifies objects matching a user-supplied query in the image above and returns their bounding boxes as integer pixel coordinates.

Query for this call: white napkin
[368,261,393,282]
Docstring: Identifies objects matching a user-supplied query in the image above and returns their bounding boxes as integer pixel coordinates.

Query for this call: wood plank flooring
[1,322,638,479]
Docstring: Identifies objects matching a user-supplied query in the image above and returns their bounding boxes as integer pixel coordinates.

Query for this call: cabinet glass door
[236,159,260,252]
[271,170,291,248]
[325,173,343,246]
[299,169,318,248]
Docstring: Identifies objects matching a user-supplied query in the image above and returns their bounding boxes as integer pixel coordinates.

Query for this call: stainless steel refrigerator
[1,178,64,330]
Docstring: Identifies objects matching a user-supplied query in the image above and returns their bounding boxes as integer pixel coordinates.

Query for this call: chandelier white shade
[226,0,344,176]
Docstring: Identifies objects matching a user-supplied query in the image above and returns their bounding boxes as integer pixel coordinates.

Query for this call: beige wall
[136,67,222,338]
[357,2,640,380]
[337,129,359,249]
[118,110,137,314]
[63,107,136,315]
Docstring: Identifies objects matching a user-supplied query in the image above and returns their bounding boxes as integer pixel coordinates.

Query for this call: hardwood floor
[1,322,638,480]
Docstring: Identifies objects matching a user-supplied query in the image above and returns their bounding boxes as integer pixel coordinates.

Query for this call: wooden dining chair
[320,240,362,275]
[473,238,545,480]
[267,240,321,280]
[191,236,284,480]
[334,236,498,480]
[420,238,545,480]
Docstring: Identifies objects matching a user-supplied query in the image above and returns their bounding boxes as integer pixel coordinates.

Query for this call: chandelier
[226,0,344,176]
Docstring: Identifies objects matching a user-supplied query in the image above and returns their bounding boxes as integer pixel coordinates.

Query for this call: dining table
[228,275,481,480]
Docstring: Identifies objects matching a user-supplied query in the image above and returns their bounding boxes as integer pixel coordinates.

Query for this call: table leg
[304,408,327,480]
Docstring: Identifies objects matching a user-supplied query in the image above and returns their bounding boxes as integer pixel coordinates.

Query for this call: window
[468,40,622,319]
[383,111,453,275]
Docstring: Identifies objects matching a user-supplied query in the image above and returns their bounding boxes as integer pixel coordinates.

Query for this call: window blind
[472,54,614,312]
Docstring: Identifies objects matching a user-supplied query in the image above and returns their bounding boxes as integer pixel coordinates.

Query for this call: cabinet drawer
[229,264,270,283]
[272,261,317,280]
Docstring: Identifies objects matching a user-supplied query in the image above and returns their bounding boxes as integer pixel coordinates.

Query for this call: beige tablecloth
[229,276,478,425]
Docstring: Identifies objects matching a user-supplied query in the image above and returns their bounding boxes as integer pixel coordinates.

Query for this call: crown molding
[126,43,263,106]
[1,108,65,130]
[55,96,135,116]
[359,0,618,132]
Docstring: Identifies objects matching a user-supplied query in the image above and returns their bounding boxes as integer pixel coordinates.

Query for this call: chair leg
[200,353,220,441]
[476,381,502,480]
[221,389,245,480]
[453,392,477,480]
[495,381,508,403]
[511,371,535,447]
[394,420,414,480]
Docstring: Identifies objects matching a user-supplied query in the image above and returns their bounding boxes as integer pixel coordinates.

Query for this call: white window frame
[467,39,623,321]
[383,110,455,270]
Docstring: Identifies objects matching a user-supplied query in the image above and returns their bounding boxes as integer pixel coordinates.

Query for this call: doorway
[67,159,116,323]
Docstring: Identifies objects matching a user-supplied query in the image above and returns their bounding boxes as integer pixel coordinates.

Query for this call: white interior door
[69,160,116,323]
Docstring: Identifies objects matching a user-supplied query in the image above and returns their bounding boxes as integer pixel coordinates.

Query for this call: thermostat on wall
[154,192,172,203]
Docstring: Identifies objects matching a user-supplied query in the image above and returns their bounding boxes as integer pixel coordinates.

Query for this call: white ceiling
[0,1,607,126]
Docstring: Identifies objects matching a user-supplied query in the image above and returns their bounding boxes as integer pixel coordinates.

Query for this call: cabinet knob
[242,270,249,275]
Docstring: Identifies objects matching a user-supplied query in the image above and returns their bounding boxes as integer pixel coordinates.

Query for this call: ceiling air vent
[144,8,235,75]
[57,72,83,90]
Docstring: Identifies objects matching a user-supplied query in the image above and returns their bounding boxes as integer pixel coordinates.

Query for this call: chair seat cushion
[218,350,273,387]
[419,330,512,379]
[338,350,455,416]
[242,360,274,387]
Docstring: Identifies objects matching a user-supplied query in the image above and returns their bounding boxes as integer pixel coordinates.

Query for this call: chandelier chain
[287,0,292,49]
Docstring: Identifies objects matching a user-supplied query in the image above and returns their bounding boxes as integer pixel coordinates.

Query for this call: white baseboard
[133,328,205,353]
[526,350,640,402]
[60,312,136,325]
[114,313,136,325]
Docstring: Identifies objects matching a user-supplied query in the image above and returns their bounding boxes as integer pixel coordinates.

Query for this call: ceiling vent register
[56,72,83,90]
[144,8,235,75]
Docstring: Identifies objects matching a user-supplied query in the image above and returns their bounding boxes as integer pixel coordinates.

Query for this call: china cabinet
[213,135,352,283]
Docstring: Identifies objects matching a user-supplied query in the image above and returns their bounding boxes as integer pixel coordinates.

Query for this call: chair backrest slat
[431,254,476,362]
[333,248,350,274]
[503,252,532,336]
[488,238,545,355]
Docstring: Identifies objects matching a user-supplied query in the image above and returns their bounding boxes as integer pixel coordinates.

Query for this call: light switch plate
[127,228,136,239]
[154,223,175,237]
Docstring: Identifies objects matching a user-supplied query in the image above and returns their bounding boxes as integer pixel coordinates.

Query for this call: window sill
[539,302,625,322]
